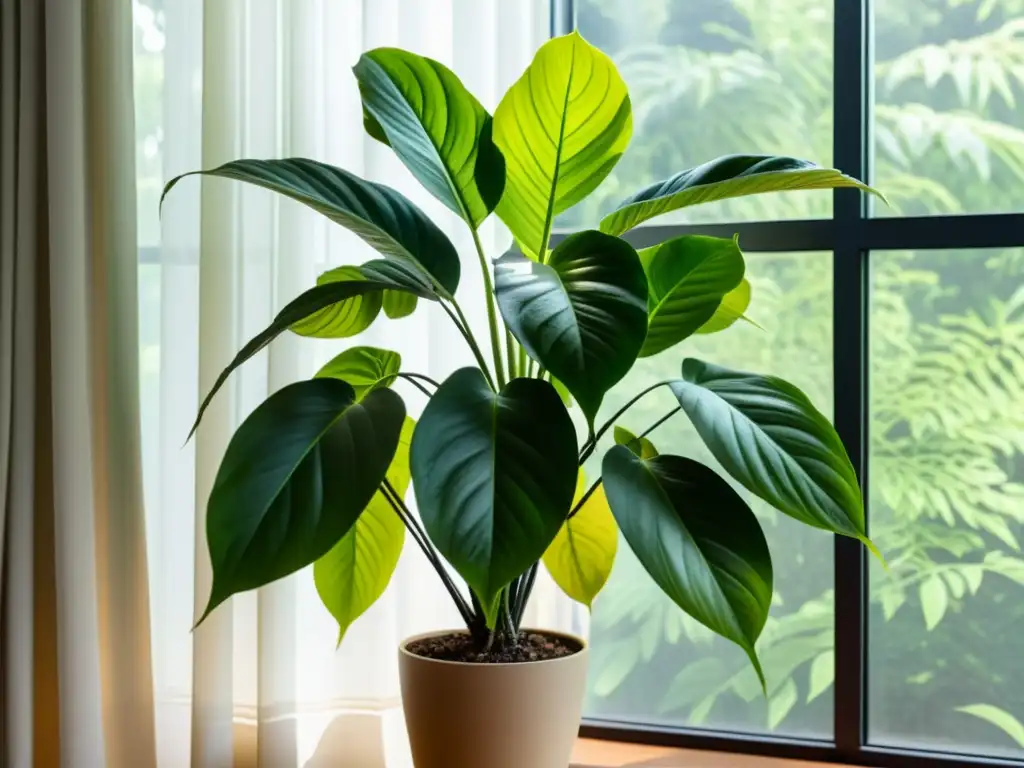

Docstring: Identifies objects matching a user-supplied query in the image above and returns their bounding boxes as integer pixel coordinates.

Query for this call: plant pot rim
[399,627,588,668]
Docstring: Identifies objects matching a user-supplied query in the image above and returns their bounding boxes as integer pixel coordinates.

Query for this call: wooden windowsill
[571,738,854,768]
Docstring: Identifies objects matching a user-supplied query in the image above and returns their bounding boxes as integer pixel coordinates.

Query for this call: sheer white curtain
[139,1,583,766]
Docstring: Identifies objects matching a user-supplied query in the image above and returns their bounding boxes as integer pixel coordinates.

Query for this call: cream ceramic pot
[399,629,588,768]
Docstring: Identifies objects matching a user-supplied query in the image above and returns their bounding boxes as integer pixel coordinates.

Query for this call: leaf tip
[861,535,888,570]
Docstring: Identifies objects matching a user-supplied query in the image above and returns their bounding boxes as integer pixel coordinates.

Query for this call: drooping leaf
[290,266,383,338]
[768,678,799,730]
[543,470,618,608]
[920,574,949,630]
[382,290,417,319]
[354,48,505,227]
[410,368,578,616]
[161,158,460,295]
[807,651,834,703]
[494,230,648,427]
[956,704,1024,747]
[201,381,406,623]
[670,359,868,542]
[638,235,745,357]
[600,154,883,236]
[189,272,431,439]
[313,416,415,644]
[314,346,401,401]
[602,447,772,688]
[493,32,632,258]
[697,278,753,334]
[613,425,659,459]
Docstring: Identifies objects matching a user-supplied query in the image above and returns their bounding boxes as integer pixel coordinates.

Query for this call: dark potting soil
[406,631,581,664]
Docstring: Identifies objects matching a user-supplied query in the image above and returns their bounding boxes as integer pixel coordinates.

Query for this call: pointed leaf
[920,574,948,630]
[600,154,882,236]
[161,158,460,295]
[200,382,406,622]
[314,346,401,401]
[494,230,648,427]
[670,359,867,540]
[613,426,659,459]
[290,266,383,338]
[697,278,753,335]
[957,705,1024,747]
[807,650,834,703]
[410,368,578,615]
[494,32,632,258]
[543,471,618,608]
[602,447,773,687]
[768,678,799,730]
[354,48,504,227]
[639,235,745,357]
[314,416,415,644]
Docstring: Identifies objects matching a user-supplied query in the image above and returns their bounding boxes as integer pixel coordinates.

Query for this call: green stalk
[470,227,507,387]
[443,301,496,390]
[578,381,672,464]
[518,346,528,380]
[505,330,519,379]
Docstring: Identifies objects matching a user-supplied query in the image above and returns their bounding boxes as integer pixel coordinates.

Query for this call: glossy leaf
[200,381,406,622]
[613,425,659,459]
[314,346,401,401]
[669,358,868,541]
[314,416,415,644]
[493,32,632,258]
[543,471,618,608]
[354,48,504,227]
[696,278,752,335]
[161,157,460,295]
[410,368,578,615]
[600,154,882,236]
[291,266,383,338]
[189,271,431,439]
[639,235,745,357]
[602,447,772,687]
[494,230,648,427]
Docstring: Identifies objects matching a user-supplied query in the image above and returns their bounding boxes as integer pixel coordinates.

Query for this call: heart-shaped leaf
[600,154,882,236]
[161,157,460,295]
[314,416,415,644]
[639,235,745,357]
[315,346,401,401]
[201,381,406,622]
[543,470,618,609]
[189,270,432,439]
[494,230,648,427]
[493,31,632,258]
[410,368,578,614]
[602,447,772,686]
[291,266,383,338]
[614,425,659,459]
[355,48,504,228]
[697,278,753,335]
[670,358,867,541]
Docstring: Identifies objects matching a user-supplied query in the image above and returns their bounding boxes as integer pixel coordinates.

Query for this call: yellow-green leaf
[290,266,383,338]
[493,31,632,259]
[543,470,618,608]
[697,278,753,335]
[315,346,400,401]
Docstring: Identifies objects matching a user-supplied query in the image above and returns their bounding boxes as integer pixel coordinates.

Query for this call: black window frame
[555,0,1024,765]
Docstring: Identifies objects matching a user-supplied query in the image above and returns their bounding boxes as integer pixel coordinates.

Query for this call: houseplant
[163,31,881,768]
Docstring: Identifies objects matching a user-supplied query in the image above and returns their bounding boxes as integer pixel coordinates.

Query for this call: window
[571,0,1024,765]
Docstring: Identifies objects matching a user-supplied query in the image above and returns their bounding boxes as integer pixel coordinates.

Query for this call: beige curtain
[1,1,156,766]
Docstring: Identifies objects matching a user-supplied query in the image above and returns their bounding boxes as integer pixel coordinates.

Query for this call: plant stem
[397,371,441,390]
[443,300,496,390]
[470,226,507,388]
[505,330,519,379]
[567,478,603,520]
[518,346,528,380]
[513,563,539,629]
[639,407,681,439]
[578,381,672,464]
[396,373,433,398]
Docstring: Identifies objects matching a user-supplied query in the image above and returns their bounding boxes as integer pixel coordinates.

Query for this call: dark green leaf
[613,425,659,459]
[602,447,772,686]
[314,346,401,401]
[410,368,578,615]
[355,48,504,227]
[600,154,882,236]
[290,266,382,338]
[201,381,406,622]
[494,230,648,427]
[670,358,868,542]
[161,157,460,295]
[639,235,745,357]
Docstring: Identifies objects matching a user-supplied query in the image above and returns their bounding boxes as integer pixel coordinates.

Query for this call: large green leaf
[697,278,752,335]
[669,358,868,541]
[600,155,881,236]
[290,266,383,338]
[410,368,578,615]
[354,48,504,228]
[314,346,401,401]
[493,32,632,258]
[602,447,772,686]
[201,381,406,622]
[639,235,745,357]
[314,416,415,644]
[190,268,431,439]
[494,230,647,427]
[543,470,618,609]
[161,157,460,295]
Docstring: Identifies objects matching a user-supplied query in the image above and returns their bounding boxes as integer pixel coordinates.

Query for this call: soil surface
[406,631,581,664]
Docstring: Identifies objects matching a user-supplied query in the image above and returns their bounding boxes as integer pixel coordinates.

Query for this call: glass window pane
[585,252,834,738]
[873,2,1024,216]
[565,0,835,229]
[869,248,1024,758]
